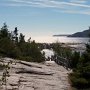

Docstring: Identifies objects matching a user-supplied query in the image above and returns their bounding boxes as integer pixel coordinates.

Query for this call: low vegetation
[52,41,90,90]
[69,43,90,90]
[0,23,45,62]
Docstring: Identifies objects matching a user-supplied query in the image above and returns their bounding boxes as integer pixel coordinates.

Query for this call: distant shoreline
[53,34,70,37]
[53,35,90,38]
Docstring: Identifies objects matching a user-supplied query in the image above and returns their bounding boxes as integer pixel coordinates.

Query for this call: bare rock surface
[0,58,70,90]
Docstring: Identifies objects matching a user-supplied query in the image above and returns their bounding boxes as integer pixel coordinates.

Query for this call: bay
[32,36,89,44]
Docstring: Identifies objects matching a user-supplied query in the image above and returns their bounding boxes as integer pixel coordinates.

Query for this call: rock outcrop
[0,58,70,90]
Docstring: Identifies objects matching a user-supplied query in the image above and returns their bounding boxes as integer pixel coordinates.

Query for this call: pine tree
[0,23,9,39]
[70,40,90,89]
[19,33,25,43]
[13,27,18,43]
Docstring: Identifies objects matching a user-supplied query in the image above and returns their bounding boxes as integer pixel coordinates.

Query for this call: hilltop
[68,27,90,37]
[53,27,90,37]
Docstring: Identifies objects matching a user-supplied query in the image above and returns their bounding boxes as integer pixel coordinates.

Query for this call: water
[38,36,89,57]
[32,36,89,44]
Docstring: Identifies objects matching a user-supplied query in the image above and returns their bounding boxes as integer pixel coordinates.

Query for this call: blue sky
[0,0,90,40]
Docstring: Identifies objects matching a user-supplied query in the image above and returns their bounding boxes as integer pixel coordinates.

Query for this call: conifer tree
[13,27,18,43]
[70,38,90,89]
[19,33,25,43]
[0,23,9,39]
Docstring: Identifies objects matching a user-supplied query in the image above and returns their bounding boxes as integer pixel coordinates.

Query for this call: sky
[0,0,90,41]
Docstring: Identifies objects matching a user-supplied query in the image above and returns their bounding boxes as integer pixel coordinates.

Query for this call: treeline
[69,44,90,90]
[52,42,90,90]
[0,23,45,62]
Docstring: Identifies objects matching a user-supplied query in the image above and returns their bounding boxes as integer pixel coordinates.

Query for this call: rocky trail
[0,58,71,90]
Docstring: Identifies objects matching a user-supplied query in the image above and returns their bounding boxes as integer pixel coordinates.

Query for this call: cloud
[1,0,88,9]
[70,0,87,4]
[1,0,90,15]
[66,10,90,15]
[5,0,90,8]
[55,8,90,15]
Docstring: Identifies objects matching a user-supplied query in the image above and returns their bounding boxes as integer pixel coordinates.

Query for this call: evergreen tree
[70,40,90,89]
[0,23,45,62]
[13,27,18,43]
[53,42,72,59]
[70,51,80,69]
[0,23,9,39]
[19,33,25,43]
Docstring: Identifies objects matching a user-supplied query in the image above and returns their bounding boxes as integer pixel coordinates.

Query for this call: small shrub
[69,74,89,88]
